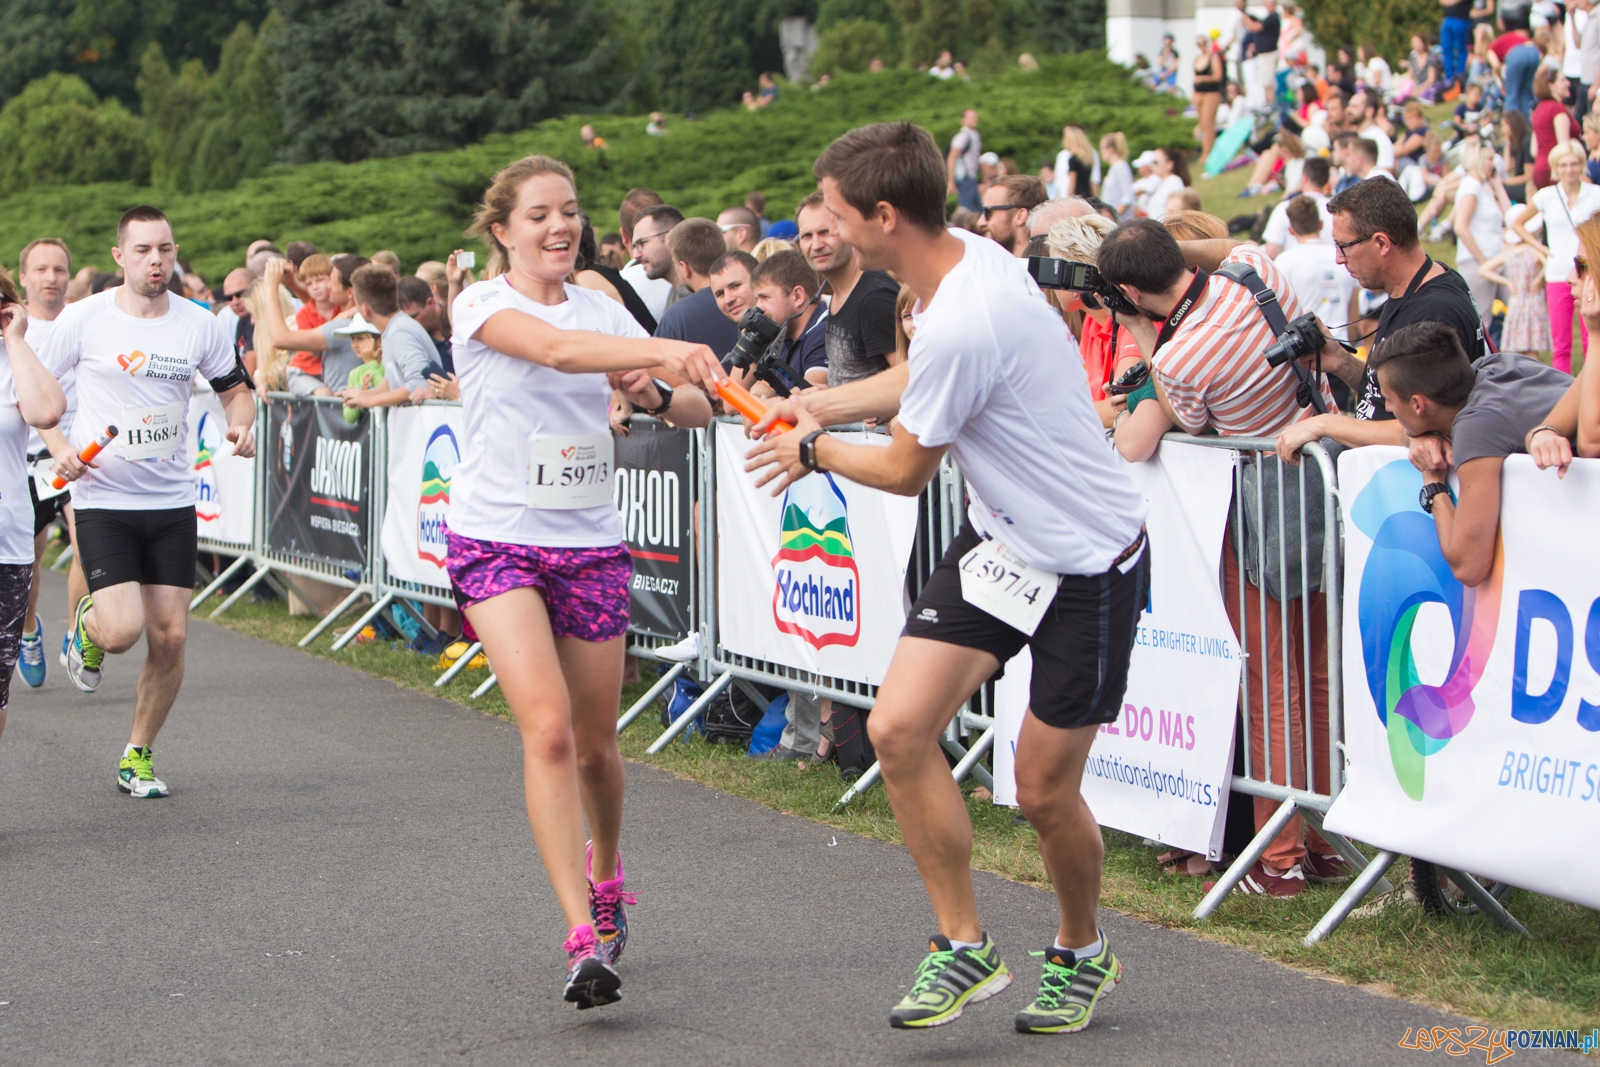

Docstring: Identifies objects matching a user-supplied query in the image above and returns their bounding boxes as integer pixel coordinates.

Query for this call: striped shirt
[1152,246,1336,437]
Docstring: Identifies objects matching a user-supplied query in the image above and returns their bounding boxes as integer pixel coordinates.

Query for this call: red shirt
[1490,31,1528,63]
[290,303,326,375]
[1078,313,1143,401]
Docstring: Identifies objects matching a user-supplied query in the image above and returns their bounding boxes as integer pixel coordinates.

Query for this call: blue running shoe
[18,615,45,687]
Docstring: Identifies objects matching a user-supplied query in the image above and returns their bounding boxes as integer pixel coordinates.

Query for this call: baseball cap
[334,312,382,337]
[1133,150,1159,168]
[766,219,799,240]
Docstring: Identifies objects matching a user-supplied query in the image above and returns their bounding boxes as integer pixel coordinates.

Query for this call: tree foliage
[644,0,815,112]
[274,0,625,164]
[811,18,893,75]
[1298,0,1438,68]
[0,72,149,196]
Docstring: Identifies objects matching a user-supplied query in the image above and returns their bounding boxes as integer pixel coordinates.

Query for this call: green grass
[197,584,1600,1037]
[0,55,1193,282]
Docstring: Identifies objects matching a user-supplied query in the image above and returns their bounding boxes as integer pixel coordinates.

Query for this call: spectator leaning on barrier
[795,192,899,387]
[285,253,336,397]
[1044,215,1143,428]
[654,218,741,357]
[979,174,1048,257]
[341,263,437,409]
[1372,321,1573,586]
[1098,219,1341,896]
[1277,176,1490,460]
[260,255,366,396]
[398,276,451,369]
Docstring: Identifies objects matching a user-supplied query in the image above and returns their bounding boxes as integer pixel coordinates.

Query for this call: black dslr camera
[722,306,811,397]
[1261,311,1330,415]
[1026,256,1141,316]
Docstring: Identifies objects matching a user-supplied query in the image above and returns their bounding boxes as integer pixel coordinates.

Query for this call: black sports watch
[1419,482,1451,514]
[798,430,827,472]
[640,378,674,417]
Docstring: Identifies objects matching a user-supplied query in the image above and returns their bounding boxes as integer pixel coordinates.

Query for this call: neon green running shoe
[1013,935,1121,1034]
[67,594,102,693]
[118,745,169,799]
[888,934,1011,1029]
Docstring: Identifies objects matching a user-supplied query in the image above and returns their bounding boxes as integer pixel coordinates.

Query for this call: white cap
[1301,125,1330,153]
[333,312,382,337]
[979,151,1000,165]
[1133,150,1159,168]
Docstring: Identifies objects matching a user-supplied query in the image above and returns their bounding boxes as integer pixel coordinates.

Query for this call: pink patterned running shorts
[444,529,632,643]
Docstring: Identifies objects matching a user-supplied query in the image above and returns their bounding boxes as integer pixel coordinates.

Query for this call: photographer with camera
[1273,176,1488,465]
[1039,215,1143,428]
[740,251,829,395]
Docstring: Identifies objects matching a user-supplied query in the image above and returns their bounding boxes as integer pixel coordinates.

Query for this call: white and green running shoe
[66,594,102,693]
[118,745,169,798]
[1013,935,1121,1034]
[889,934,1011,1029]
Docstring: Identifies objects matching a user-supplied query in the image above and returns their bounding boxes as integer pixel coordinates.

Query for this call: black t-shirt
[824,270,899,387]
[1065,155,1093,197]
[1255,11,1281,53]
[1359,264,1486,420]
[1443,0,1473,19]
[234,313,254,365]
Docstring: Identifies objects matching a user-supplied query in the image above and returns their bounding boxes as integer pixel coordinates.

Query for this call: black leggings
[0,562,32,709]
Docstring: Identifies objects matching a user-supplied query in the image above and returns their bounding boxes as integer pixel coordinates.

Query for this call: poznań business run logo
[1353,459,1501,800]
[771,473,860,649]
[417,425,459,567]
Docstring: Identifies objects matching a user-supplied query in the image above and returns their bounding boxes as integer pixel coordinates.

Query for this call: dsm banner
[265,398,371,572]
[381,405,464,590]
[992,443,1241,860]
[715,422,919,686]
[614,420,695,639]
[1324,449,1600,910]
[187,389,256,547]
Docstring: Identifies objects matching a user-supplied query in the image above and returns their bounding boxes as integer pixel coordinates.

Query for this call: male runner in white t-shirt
[39,206,258,798]
[719,123,1150,1037]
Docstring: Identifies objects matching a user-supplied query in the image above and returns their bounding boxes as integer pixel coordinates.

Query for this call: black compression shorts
[902,522,1150,730]
[74,506,197,592]
[27,468,69,538]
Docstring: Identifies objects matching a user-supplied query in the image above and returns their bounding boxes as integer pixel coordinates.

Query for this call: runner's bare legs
[467,587,626,929]
[1013,713,1103,949]
[866,636,1001,943]
[82,583,190,746]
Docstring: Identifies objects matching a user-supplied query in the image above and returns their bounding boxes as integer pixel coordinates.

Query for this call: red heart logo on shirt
[561,446,577,459]
[117,351,147,374]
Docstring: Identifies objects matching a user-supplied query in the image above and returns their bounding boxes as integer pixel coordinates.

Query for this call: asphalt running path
[0,571,1469,1066]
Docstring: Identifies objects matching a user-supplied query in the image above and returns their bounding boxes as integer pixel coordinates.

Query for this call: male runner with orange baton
[687,124,1150,1038]
[38,207,256,798]
[49,425,116,490]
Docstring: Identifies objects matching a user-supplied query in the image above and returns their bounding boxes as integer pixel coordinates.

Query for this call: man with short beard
[14,238,84,688]
[796,192,899,386]
[40,206,258,799]
[708,251,759,323]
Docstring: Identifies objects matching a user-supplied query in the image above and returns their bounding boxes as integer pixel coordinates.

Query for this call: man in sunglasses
[979,175,1048,258]
[1273,173,1489,464]
[217,267,257,372]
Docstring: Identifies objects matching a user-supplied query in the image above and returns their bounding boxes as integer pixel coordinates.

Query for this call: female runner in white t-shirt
[447,155,712,1010]
[0,276,69,745]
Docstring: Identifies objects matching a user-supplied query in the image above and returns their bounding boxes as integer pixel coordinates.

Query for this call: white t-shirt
[1455,175,1506,263]
[0,340,37,564]
[448,275,648,547]
[1274,241,1359,340]
[23,315,74,456]
[896,230,1147,575]
[1144,175,1188,221]
[1263,192,1333,252]
[1531,182,1600,280]
[1359,124,1395,172]
[619,261,674,322]
[39,290,234,511]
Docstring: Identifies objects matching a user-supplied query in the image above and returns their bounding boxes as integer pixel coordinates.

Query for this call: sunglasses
[224,290,248,300]
[981,204,1026,218]
[1578,255,1589,278]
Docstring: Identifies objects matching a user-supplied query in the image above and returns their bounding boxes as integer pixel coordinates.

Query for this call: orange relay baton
[51,424,117,490]
[714,380,794,435]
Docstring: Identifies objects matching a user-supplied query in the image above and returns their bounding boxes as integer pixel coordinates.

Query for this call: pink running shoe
[563,923,621,1009]
[587,842,638,963]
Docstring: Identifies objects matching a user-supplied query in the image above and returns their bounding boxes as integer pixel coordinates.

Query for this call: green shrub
[812,19,894,76]
[0,72,149,196]
[1299,0,1438,67]
[0,55,1192,282]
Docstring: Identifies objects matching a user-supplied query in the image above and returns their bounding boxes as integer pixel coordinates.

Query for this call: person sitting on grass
[337,315,389,422]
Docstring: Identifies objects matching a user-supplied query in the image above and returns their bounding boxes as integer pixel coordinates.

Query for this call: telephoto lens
[722,307,784,371]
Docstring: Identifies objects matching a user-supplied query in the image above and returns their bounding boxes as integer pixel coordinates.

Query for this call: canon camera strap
[1213,261,1329,416]
[1153,267,1211,353]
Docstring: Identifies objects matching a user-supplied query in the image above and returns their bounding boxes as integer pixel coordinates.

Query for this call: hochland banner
[715,423,919,686]
[613,421,695,639]
[265,399,371,571]
[1324,449,1600,910]
[381,405,464,589]
[187,389,256,547]
[992,443,1242,860]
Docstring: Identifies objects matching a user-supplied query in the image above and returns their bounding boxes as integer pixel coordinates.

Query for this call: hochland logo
[772,473,860,649]
[193,410,221,523]
[1353,460,1501,800]
[417,425,459,567]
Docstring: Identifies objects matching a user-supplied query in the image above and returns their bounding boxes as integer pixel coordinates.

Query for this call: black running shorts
[903,522,1150,730]
[27,468,68,538]
[74,506,197,592]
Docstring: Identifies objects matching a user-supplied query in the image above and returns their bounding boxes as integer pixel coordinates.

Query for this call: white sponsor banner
[715,422,919,686]
[993,443,1240,860]
[188,390,255,546]
[381,405,464,589]
[1324,449,1600,910]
